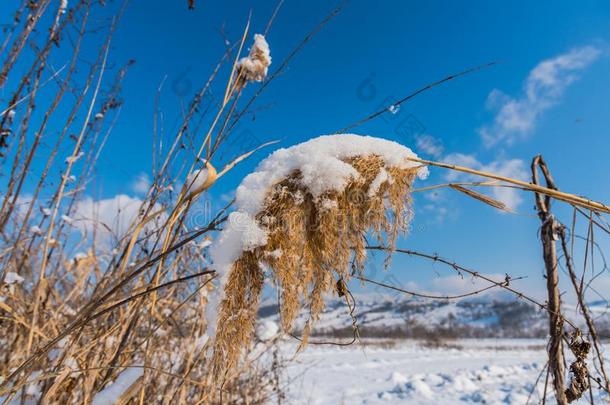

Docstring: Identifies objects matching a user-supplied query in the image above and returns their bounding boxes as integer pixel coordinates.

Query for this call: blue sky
[11,0,610,302]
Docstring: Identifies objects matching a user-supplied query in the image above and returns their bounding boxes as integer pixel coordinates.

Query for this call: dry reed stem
[449,184,510,212]
[409,157,610,214]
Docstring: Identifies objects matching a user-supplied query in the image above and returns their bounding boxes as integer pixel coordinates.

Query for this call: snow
[193,334,209,352]
[25,371,41,398]
[282,339,609,404]
[208,134,427,339]
[256,320,279,341]
[233,134,426,216]
[199,238,212,249]
[368,168,389,197]
[266,249,282,259]
[72,252,87,262]
[237,34,271,85]
[213,211,268,270]
[186,168,209,194]
[61,215,74,225]
[4,272,24,284]
[400,379,434,399]
[319,198,338,211]
[29,225,43,236]
[390,371,408,385]
[65,151,84,164]
[92,367,143,405]
[205,212,268,336]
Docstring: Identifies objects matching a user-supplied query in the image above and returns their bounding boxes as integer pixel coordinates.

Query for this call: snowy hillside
[259,293,610,339]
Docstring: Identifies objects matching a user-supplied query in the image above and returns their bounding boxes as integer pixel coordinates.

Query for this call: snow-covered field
[282,339,608,404]
[258,294,610,403]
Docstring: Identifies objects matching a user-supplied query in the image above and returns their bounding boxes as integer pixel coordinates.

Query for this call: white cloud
[425,273,610,305]
[415,134,444,158]
[422,203,450,224]
[397,273,514,299]
[479,45,601,147]
[14,194,33,220]
[442,153,481,181]
[423,188,445,203]
[400,273,547,302]
[429,273,507,296]
[442,153,528,210]
[478,158,528,211]
[131,172,151,194]
[72,194,165,248]
[419,189,455,224]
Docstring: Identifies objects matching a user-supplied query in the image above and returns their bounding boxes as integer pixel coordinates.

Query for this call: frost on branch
[207,134,427,376]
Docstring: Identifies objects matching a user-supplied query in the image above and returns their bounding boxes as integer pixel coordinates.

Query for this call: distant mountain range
[258,293,610,339]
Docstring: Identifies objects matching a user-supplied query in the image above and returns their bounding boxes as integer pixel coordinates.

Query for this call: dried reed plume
[212,149,422,376]
[235,34,271,90]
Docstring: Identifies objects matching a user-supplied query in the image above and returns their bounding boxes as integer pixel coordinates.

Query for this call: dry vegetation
[1,1,610,404]
[0,1,290,403]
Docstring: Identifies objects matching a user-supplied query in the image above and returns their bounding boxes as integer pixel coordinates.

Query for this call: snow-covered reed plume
[235,34,271,90]
[208,134,427,376]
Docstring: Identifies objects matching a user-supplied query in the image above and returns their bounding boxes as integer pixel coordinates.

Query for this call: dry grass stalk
[0,2,290,402]
[409,157,610,214]
[449,184,510,212]
[212,154,419,376]
[559,223,610,396]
